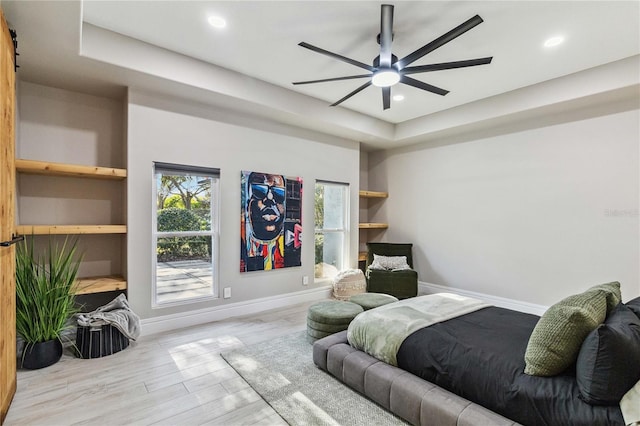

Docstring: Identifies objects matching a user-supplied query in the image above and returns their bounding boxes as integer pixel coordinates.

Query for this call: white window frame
[152,163,220,308]
[314,180,350,283]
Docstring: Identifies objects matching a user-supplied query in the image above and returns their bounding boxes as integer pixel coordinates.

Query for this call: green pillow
[524,288,608,376]
[587,281,621,313]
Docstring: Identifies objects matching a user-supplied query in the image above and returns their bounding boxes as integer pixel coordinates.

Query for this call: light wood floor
[4,301,315,425]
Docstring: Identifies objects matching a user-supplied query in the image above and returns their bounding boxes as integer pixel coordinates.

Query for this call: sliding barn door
[0,8,16,424]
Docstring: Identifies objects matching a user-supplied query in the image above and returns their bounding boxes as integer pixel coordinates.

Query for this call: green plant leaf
[15,235,83,344]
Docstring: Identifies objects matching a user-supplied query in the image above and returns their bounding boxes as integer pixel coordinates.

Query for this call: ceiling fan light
[372,70,400,87]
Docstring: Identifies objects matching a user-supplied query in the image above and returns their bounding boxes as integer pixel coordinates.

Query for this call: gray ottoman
[349,292,399,310]
[307,300,363,340]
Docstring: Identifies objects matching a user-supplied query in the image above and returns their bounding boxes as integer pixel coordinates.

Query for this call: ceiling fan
[293,4,493,110]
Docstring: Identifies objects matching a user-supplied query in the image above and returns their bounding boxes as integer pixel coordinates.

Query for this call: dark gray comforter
[396,307,624,426]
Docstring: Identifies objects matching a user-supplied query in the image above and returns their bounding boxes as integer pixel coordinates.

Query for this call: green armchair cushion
[367,269,418,299]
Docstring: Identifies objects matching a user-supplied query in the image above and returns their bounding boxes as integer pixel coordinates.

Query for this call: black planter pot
[21,339,63,369]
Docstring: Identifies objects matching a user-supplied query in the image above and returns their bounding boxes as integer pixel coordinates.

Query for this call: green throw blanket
[347,293,490,366]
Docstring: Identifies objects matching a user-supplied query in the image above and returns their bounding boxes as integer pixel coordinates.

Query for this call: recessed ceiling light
[393,94,404,101]
[208,15,227,29]
[544,36,564,48]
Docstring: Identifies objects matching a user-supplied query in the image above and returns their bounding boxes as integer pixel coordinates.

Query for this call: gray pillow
[524,287,609,376]
[576,303,640,405]
[626,296,640,320]
[368,254,411,271]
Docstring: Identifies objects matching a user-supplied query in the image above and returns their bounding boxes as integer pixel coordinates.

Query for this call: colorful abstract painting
[240,171,302,272]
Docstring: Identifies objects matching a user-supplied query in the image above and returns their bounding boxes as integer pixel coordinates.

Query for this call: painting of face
[240,171,302,272]
[248,173,285,241]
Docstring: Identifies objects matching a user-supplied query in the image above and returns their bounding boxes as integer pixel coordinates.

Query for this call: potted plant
[15,236,82,369]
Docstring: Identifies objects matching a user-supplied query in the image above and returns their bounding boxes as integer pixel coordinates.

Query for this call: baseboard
[418,281,548,316]
[140,286,332,337]
[140,283,546,337]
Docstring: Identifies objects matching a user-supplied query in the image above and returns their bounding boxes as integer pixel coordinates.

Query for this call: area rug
[221,331,407,426]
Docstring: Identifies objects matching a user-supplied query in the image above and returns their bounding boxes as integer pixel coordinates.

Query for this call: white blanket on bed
[347,293,491,366]
[621,378,640,425]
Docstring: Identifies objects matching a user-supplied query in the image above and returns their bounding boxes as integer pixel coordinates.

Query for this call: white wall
[369,106,639,305]
[17,82,124,168]
[18,81,637,320]
[127,90,360,320]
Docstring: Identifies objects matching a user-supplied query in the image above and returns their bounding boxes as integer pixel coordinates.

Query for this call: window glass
[153,164,219,306]
[314,181,348,280]
[321,185,345,229]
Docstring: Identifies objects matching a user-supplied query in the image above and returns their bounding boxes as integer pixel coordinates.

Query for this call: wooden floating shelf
[75,276,127,295]
[16,159,127,180]
[16,225,127,235]
[358,223,388,229]
[359,190,388,198]
[358,252,367,262]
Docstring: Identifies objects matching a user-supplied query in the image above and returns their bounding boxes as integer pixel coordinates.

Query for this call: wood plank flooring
[4,301,315,425]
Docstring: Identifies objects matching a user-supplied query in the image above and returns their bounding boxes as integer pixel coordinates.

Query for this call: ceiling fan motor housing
[373,54,398,68]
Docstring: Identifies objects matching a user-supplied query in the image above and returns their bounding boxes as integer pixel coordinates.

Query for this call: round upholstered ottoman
[307,300,363,340]
[332,269,366,300]
[349,292,399,310]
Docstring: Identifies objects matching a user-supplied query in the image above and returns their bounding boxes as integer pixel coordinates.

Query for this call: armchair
[365,242,418,299]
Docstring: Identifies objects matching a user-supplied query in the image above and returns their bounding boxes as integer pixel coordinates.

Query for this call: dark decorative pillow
[576,303,640,405]
[626,296,640,320]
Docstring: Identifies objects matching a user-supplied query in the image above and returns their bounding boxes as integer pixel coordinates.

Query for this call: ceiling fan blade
[293,74,372,85]
[395,15,484,70]
[401,57,493,75]
[400,75,449,96]
[298,42,375,72]
[382,86,391,110]
[330,81,372,106]
[379,4,394,68]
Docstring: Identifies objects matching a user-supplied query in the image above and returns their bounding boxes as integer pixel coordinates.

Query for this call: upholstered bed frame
[313,330,520,426]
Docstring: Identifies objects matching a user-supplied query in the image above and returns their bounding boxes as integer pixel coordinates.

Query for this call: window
[152,163,219,306]
[314,181,349,280]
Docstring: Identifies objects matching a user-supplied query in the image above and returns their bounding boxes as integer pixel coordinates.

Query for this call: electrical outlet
[302,276,309,285]
[223,287,231,298]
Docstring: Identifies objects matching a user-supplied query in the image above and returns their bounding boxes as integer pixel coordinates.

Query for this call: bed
[313,288,640,426]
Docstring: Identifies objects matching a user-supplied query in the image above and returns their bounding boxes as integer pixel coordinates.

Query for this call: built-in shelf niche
[358,190,389,263]
[15,159,127,295]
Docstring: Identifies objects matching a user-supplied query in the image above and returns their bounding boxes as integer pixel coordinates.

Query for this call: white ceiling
[81,1,640,123]
[2,1,640,149]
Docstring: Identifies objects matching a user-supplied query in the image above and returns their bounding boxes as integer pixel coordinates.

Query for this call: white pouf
[332,269,366,300]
